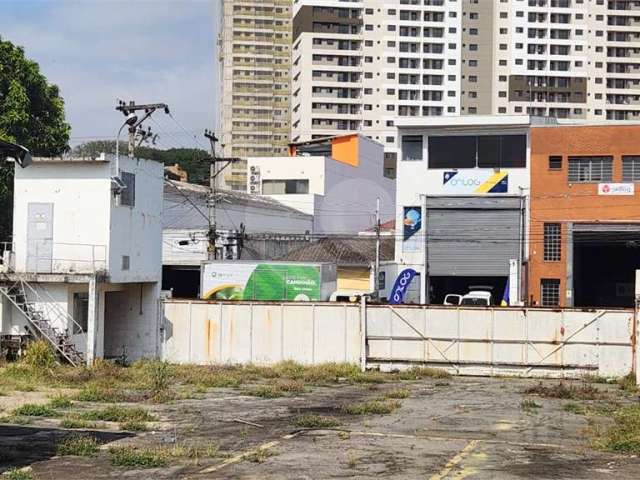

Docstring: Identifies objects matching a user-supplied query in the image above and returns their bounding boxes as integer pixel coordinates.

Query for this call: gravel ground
[2,375,639,479]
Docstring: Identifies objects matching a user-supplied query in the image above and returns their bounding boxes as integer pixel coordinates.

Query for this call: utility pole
[116,101,169,159]
[374,197,381,301]
[202,129,240,260]
[204,129,218,260]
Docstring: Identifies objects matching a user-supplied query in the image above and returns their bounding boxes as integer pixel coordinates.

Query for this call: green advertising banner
[202,263,321,301]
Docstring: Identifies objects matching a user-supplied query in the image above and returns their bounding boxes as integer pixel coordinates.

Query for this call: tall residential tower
[291,0,640,174]
[218,0,293,190]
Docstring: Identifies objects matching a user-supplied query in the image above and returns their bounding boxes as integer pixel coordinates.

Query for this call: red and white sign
[598,183,634,196]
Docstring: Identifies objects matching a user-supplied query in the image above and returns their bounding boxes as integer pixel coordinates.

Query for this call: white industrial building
[247,134,395,234]
[0,153,163,365]
[162,181,313,297]
[390,115,555,305]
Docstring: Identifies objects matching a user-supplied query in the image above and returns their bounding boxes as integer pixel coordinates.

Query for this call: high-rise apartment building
[291,0,640,174]
[218,0,293,190]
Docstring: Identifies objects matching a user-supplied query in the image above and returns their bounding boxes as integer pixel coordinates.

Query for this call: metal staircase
[0,277,84,366]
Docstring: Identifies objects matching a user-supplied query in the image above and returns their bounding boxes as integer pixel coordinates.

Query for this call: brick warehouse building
[529,124,640,308]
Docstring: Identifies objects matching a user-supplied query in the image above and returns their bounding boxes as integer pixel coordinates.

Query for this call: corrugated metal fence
[366,304,634,378]
[162,300,362,365]
[162,300,635,379]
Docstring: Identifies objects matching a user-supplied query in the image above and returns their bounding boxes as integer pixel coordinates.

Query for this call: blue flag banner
[389,268,418,305]
[501,279,510,307]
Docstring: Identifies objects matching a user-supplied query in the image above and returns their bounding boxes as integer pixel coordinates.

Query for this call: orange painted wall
[529,125,640,306]
[331,135,359,167]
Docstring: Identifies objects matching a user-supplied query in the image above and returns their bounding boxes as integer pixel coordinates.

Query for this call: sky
[0,0,218,150]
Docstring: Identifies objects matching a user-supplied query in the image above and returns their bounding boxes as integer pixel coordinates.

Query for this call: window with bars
[622,156,640,182]
[567,156,612,183]
[543,223,561,261]
[541,279,560,306]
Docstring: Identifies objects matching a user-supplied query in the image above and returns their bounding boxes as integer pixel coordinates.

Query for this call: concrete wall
[104,282,160,361]
[162,300,362,365]
[317,136,395,234]
[108,156,163,283]
[12,161,111,273]
[12,155,163,283]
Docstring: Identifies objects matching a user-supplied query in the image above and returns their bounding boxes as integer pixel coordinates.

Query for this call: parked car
[444,286,494,306]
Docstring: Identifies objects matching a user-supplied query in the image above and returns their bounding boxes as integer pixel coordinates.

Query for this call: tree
[0,36,70,240]
[73,140,211,185]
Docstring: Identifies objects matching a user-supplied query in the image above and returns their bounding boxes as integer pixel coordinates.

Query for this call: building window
[121,255,130,271]
[544,223,561,261]
[428,135,526,169]
[549,155,562,170]
[567,156,613,183]
[262,179,309,194]
[401,135,423,161]
[120,171,135,207]
[622,156,640,182]
[541,279,560,306]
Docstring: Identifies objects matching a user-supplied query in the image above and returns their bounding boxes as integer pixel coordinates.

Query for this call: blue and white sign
[389,268,418,305]
[443,170,508,193]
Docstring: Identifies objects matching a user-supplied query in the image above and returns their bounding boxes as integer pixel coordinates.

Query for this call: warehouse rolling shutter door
[427,197,522,277]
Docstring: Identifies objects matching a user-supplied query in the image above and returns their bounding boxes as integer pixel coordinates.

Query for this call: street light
[0,139,32,168]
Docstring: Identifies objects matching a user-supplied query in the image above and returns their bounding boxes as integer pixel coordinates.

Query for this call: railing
[0,241,107,274]
[18,276,85,335]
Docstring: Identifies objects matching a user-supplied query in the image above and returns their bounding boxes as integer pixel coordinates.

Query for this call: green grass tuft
[383,388,410,399]
[521,399,542,413]
[80,406,156,423]
[59,417,96,429]
[22,340,57,369]
[120,421,148,432]
[524,382,601,400]
[75,384,124,402]
[3,468,34,480]
[48,394,72,409]
[13,403,57,417]
[244,380,305,398]
[397,366,451,380]
[56,435,100,456]
[596,404,640,454]
[563,402,587,415]
[294,414,340,428]
[342,399,401,415]
[108,446,168,468]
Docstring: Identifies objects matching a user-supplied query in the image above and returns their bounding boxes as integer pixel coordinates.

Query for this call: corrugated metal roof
[164,181,311,215]
[277,237,394,266]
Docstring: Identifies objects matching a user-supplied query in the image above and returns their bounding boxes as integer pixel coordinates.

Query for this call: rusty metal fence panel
[162,300,361,365]
[366,305,635,378]
[162,300,634,378]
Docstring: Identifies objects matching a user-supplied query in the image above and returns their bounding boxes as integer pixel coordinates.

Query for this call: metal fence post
[635,270,640,386]
[360,295,367,372]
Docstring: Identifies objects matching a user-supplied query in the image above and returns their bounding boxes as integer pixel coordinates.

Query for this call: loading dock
[569,223,640,308]
[425,196,525,304]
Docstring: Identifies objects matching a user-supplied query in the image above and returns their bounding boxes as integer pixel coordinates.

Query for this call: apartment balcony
[311,109,361,118]
[608,1,640,13]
